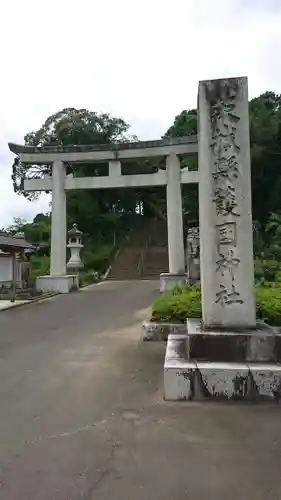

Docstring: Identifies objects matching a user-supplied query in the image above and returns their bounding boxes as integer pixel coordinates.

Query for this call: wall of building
[0,256,22,285]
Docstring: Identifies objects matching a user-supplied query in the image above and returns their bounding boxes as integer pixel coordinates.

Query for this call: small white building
[0,233,34,290]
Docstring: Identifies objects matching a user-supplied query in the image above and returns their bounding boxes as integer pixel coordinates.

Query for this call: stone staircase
[106,247,142,280]
[107,219,169,280]
[141,247,168,279]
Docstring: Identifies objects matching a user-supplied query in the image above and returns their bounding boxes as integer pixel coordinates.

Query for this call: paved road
[0,280,281,499]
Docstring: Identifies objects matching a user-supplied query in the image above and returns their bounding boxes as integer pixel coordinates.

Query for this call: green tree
[2,217,27,235]
[249,92,281,223]
[12,109,141,241]
[3,214,51,256]
[164,93,281,229]
[164,109,197,138]
[12,108,131,201]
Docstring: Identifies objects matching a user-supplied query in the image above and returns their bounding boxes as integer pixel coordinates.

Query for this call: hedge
[151,284,281,326]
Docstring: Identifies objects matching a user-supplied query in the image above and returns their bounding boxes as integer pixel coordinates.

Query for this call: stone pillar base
[36,275,79,294]
[164,332,281,401]
[186,318,281,362]
[160,273,187,293]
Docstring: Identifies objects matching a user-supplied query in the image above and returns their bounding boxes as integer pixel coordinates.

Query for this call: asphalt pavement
[0,280,280,499]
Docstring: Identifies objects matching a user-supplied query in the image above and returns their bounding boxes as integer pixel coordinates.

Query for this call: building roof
[0,233,35,252]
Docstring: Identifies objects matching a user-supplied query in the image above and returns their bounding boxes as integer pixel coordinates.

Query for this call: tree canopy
[12,108,132,200]
[164,92,281,226]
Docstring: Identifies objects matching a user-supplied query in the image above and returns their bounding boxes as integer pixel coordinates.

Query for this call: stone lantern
[186,226,200,285]
[67,224,84,273]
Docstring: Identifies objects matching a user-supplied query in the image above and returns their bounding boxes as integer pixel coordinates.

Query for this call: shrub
[79,270,100,287]
[83,244,114,274]
[256,285,281,325]
[151,284,281,326]
[30,255,50,278]
[151,286,201,323]
[255,258,280,283]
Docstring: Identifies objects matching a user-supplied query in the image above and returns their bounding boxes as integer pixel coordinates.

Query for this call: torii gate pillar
[37,161,78,294]
[160,153,186,292]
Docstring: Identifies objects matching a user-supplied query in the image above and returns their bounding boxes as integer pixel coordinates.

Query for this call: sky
[1,0,281,228]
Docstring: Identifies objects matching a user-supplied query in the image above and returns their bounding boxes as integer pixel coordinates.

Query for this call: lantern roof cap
[68,223,83,236]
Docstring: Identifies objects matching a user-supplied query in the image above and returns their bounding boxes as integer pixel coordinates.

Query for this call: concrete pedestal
[164,334,196,401]
[160,273,187,293]
[36,275,78,294]
[164,331,281,402]
[186,318,281,362]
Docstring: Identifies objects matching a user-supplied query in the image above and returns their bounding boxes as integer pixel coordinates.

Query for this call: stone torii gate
[8,136,198,293]
[9,75,257,340]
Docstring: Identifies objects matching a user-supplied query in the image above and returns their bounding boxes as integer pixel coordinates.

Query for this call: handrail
[137,227,153,277]
[137,242,147,277]
[103,248,121,280]
[102,231,132,280]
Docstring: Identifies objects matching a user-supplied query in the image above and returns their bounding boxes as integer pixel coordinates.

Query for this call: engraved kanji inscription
[210,83,241,186]
[212,155,239,182]
[209,81,240,128]
[211,129,240,158]
[216,222,237,246]
[213,184,240,217]
[207,80,247,311]
[215,284,244,307]
[211,101,240,128]
[216,249,240,280]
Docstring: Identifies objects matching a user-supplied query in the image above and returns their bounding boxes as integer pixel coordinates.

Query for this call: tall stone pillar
[166,153,185,274]
[160,153,186,292]
[36,160,76,294]
[50,160,66,276]
[198,76,255,328]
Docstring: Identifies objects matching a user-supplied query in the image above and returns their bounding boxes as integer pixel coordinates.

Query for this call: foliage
[151,284,281,326]
[3,215,51,256]
[262,213,281,260]
[79,270,100,287]
[1,216,28,235]
[12,108,131,200]
[29,255,50,278]
[82,244,115,275]
[249,92,281,223]
[164,110,197,138]
[151,285,201,323]
[164,92,281,228]
[253,213,281,268]
[255,258,281,283]
[255,285,281,325]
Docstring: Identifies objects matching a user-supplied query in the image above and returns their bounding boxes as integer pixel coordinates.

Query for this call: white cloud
[0,0,281,226]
